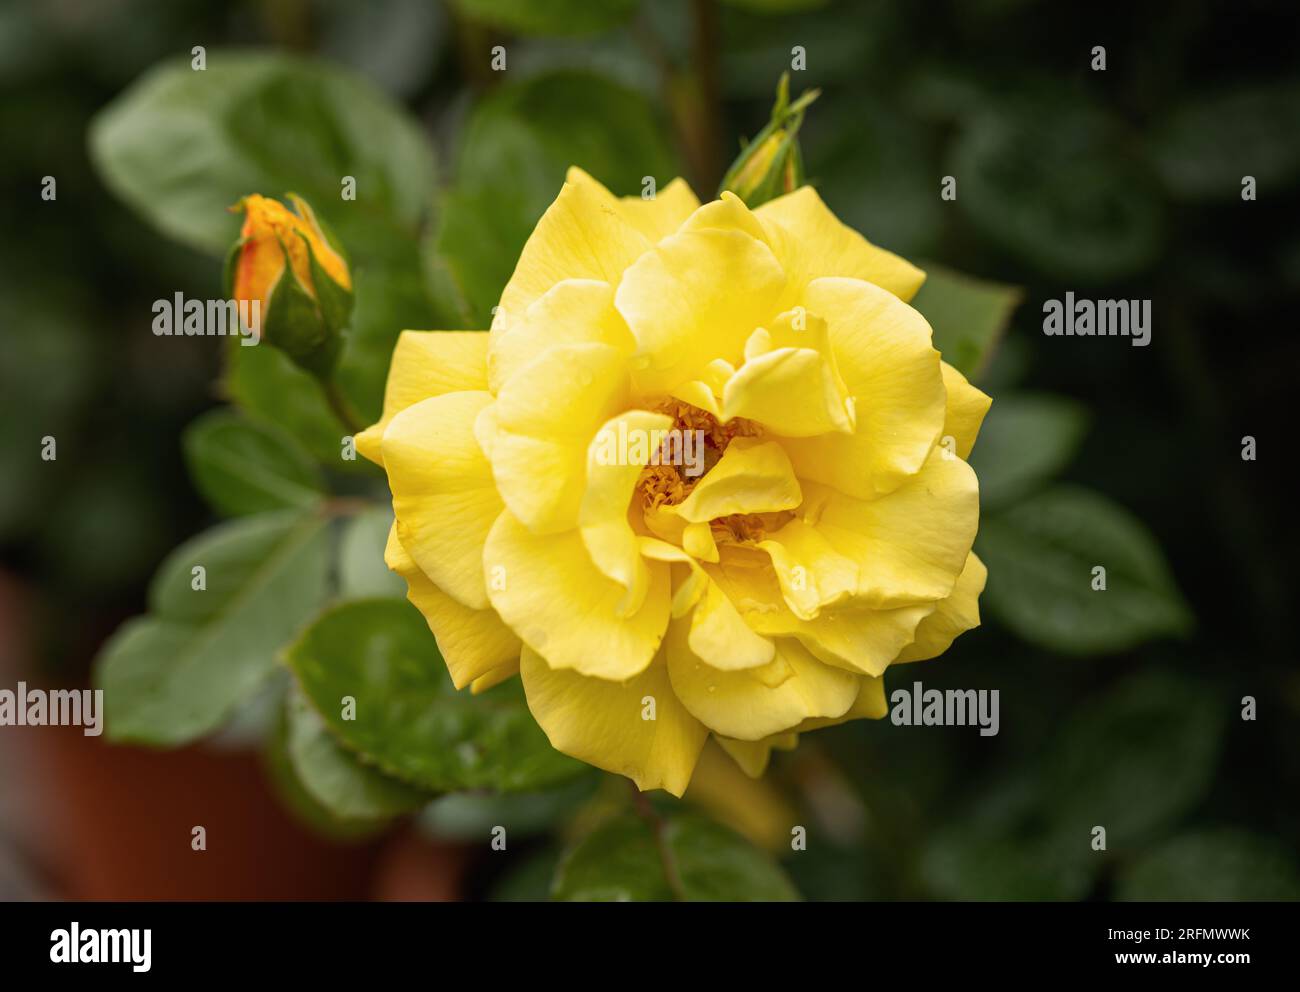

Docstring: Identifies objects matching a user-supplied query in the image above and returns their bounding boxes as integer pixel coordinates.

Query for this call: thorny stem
[628,779,687,901]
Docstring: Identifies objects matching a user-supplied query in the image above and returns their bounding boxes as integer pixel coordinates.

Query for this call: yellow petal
[638,537,773,671]
[487,342,630,534]
[708,549,929,677]
[383,390,500,610]
[233,193,351,314]
[794,673,888,731]
[496,168,652,325]
[580,410,675,616]
[802,449,980,608]
[754,185,924,302]
[722,313,854,438]
[667,379,724,420]
[484,510,670,680]
[672,437,802,523]
[940,362,992,460]
[666,622,859,741]
[357,330,490,464]
[384,524,520,689]
[471,658,520,694]
[681,521,719,563]
[895,552,987,663]
[615,222,786,393]
[756,517,857,618]
[688,573,776,671]
[686,739,798,850]
[283,193,351,291]
[783,277,945,499]
[712,733,798,779]
[678,190,770,243]
[487,278,633,394]
[616,177,701,243]
[520,645,707,797]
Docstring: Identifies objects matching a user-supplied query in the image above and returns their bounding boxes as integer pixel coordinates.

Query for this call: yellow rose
[358,168,990,797]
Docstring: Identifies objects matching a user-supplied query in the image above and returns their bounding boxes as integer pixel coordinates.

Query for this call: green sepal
[261,243,339,379]
[719,71,820,207]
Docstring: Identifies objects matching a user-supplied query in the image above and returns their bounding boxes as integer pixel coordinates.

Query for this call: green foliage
[419,775,598,841]
[89,51,435,258]
[449,0,637,36]
[806,99,942,258]
[284,599,585,792]
[977,486,1192,654]
[923,669,1224,898]
[96,511,331,745]
[90,50,438,433]
[283,681,428,822]
[970,393,1089,508]
[951,105,1164,282]
[337,506,406,598]
[552,812,800,901]
[921,769,1096,901]
[182,409,324,517]
[1151,81,1300,200]
[1045,670,1225,851]
[1116,829,1300,901]
[488,847,564,902]
[910,264,1022,380]
[426,70,677,327]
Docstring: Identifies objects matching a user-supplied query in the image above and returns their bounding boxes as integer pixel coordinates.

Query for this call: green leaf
[96,511,331,745]
[1150,81,1300,200]
[284,598,584,792]
[552,812,801,902]
[449,0,636,35]
[89,50,435,259]
[182,408,324,517]
[427,70,677,327]
[263,697,398,842]
[1045,670,1225,852]
[805,99,942,257]
[338,506,405,598]
[1116,829,1300,901]
[219,343,352,470]
[910,263,1022,380]
[921,768,1097,901]
[977,485,1192,654]
[951,105,1164,281]
[91,51,439,431]
[419,774,597,841]
[969,393,1089,508]
[283,681,427,822]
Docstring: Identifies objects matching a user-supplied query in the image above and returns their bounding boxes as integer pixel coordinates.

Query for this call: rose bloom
[357,169,989,796]
[231,193,351,312]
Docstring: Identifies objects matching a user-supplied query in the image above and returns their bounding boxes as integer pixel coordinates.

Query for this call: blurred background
[1,0,1298,901]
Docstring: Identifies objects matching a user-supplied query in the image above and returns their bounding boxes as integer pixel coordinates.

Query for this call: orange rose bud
[226,193,353,376]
